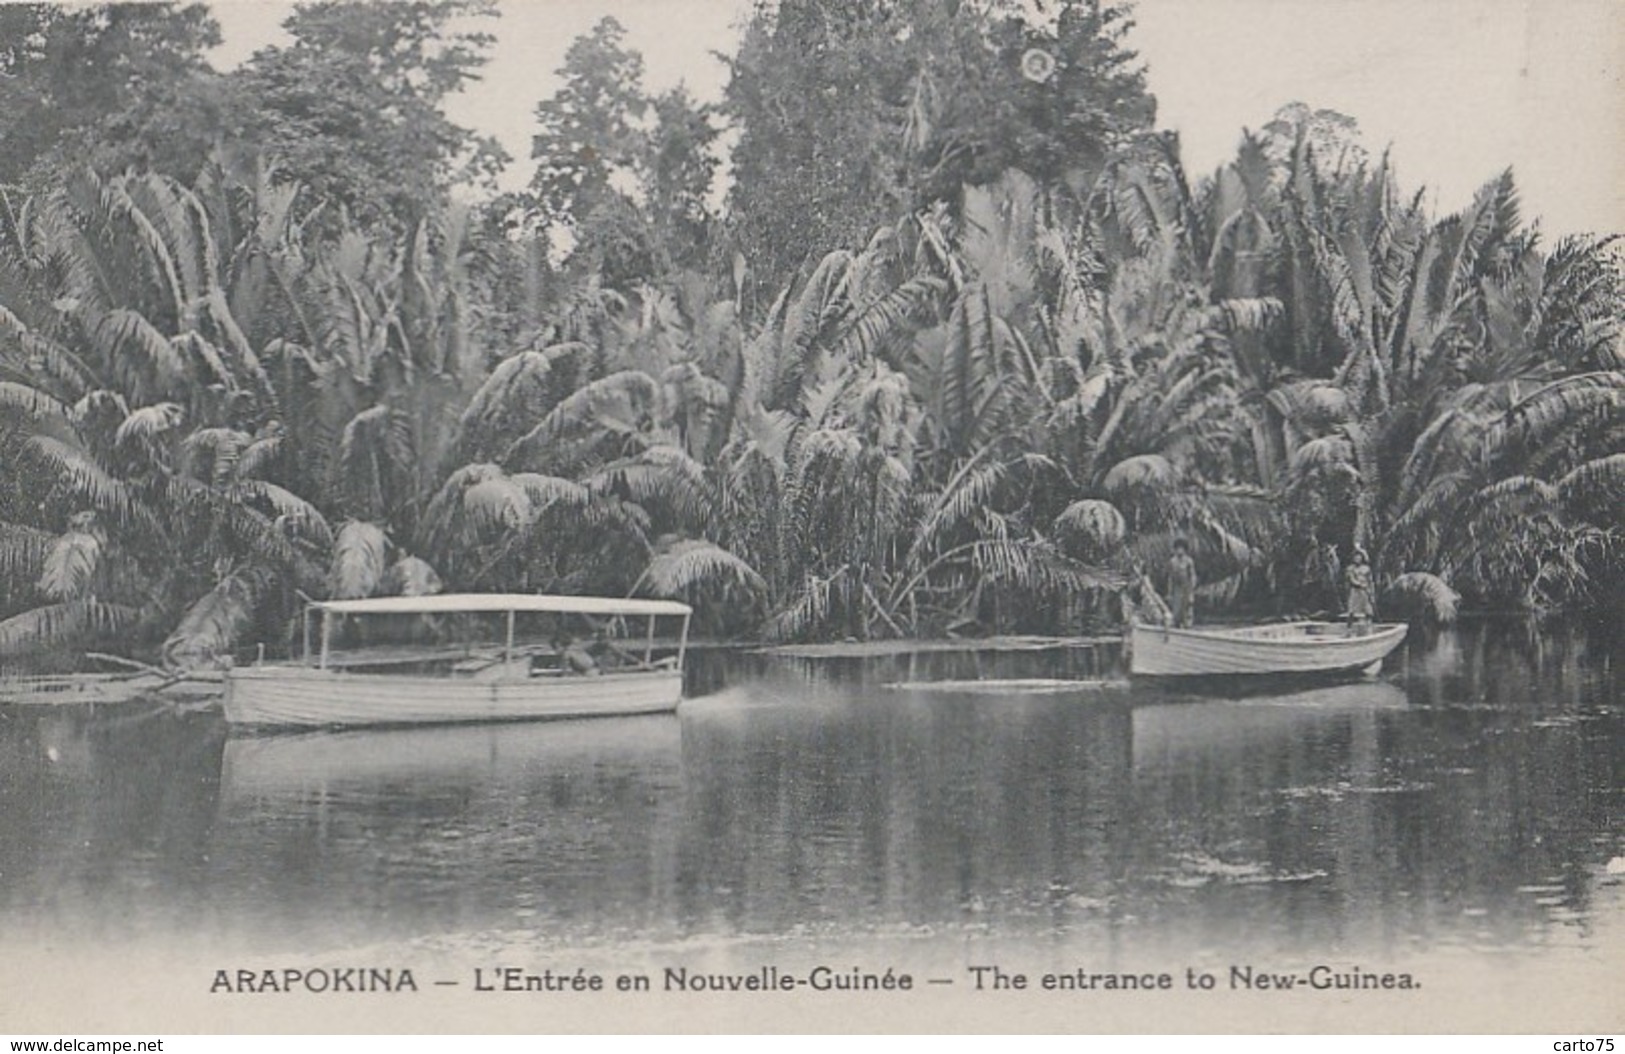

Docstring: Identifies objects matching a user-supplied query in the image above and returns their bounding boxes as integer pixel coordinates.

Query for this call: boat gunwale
[1132,621,1408,649]
[226,664,679,685]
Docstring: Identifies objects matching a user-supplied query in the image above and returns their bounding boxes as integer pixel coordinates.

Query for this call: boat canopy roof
[311,593,693,617]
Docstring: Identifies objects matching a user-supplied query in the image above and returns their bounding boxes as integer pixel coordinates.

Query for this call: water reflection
[0,621,1617,970]
[212,717,684,951]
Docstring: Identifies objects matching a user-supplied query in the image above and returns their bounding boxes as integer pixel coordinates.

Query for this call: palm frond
[636,538,765,598]
[0,599,141,660]
[0,381,71,422]
[463,477,533,532]
[26,436,148,530]
[384,555,444,597]
[1054,498,1128,554]
[1102,453,1178,494]
[1384,570,1460,624]
[181,427,250,484]
[161,567,272,669]
[504,370,661,465]
[1557,452,1625,522]
[328,521,390,600]
[114,402,185,447]
[0,522,53,588]
[37,529,102,600]
[238,480,334,547]
[94,309,188,400]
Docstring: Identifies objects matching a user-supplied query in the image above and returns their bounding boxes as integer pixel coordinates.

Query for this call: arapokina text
[209,967,418,993]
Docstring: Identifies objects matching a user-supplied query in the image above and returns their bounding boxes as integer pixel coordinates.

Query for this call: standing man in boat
[1166,538,1198,628]
[1345,546,1375,635]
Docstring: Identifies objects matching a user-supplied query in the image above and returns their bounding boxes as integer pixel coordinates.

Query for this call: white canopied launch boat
[224,594,692,728]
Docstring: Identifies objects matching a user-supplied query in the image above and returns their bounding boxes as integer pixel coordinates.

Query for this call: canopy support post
[644,614,655,665]
[319,610,333,671]
[676,614,690,672]
[504,609,516,665]
[303,609,312,666]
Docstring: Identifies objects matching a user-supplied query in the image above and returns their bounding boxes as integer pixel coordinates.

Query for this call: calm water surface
[1,621,1619,977]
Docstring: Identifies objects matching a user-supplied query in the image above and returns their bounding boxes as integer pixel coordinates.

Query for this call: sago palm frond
[510,472,595,514]
[1384,570,1459,624]
[635,538,766,598]
[908,449,1011,568]
[384,555,444,597]
[237,481,334,547]
[94,309,190,402]
[1102,452,1178,494]
[968,538,1126,596]
[0,598,142,661]
[181,427,250,484]
[836,275,946,365]
[337,404,415,520]
[764,566,851,642]
[1557,452,1625,523]
[0,522,53,588]
[25,436,149,531]
[161,567,274,669]
[0,381,72,423]
[37,528,102,601]
[504,370,661,465]
[463,476,533,532]
[328,520,391,600]
[1055,498,1128,553]
[458,342,588,434]
[114,402,185,448]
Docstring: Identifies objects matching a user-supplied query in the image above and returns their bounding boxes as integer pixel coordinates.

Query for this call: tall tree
[721,0,1155,294]
[528,18,720,287]
[0,3,224,191]
[228,0,508,233]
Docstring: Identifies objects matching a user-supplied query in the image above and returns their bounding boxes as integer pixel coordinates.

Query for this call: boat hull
[1129,621,1407,679]
[223,665,683,728]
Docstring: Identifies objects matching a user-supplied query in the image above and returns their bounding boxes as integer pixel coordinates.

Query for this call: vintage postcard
[0,0,1620,1035]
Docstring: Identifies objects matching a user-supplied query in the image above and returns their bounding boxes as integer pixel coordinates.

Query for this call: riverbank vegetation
[1,0,1620,666]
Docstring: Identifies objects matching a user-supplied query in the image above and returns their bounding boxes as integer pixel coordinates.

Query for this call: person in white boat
[553,633,601,675]
[1166,538,1198,629]
[1345,546,1375,635]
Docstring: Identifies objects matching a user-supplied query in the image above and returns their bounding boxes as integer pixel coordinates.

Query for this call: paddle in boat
[224,593,692,728]
[1129,620,1408,680]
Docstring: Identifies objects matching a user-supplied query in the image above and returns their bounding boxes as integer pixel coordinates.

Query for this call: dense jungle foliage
[1,0,1621,666]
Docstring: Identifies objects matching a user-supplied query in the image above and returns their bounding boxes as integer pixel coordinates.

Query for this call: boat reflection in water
[214,716,685,950]
[1131,680,1409,771]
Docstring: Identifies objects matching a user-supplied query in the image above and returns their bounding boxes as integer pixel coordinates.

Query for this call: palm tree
[0,167,331,663]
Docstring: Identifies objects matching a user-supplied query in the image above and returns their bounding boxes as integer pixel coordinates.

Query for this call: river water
[0,620,1619,1030]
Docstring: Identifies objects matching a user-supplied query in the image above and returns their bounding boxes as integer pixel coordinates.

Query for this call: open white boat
[1129,620,1407,679]
[224,593,692,728]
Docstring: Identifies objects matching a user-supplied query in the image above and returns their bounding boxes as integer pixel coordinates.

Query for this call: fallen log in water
[0,669,224,706]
